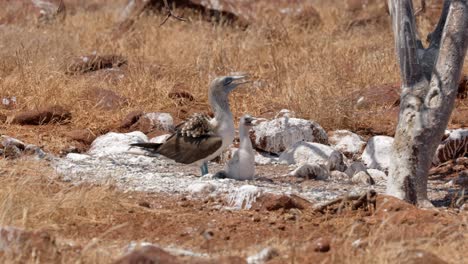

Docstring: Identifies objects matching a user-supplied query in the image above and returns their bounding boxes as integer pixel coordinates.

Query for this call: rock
[251,193,311,211]
[1,135,26,150]
[290,163,329,180]
[0,226,59,263]
[66,54,127,74]
[65,129,96,145]
[351,171,375,185]
[114,245,181,264]
[82,87,129,111]
[329,130,366,157]
[356,83,400,109]
[330,170,350,181]
[254,151,279,165]
[279,142,346,171]
[433,129,468,166]
[246,247,279,264]
[12,105,71,125]
[130,112,174,134]
[88,131,148,157]
[250,115,328,154]
[24,144,48,159]
[313,237,331,252]
[345,162,367,177]
[66,153,91,162]
[3,145,22,159]
[1,96,17,109]
[120,110,144,128]
[226,185,262,210]
[367,169,387,183]
[150,134,171,144]
[168,84,195,104]
[186,182,216,195]
[361,136,394,171]
[396,249,447,264]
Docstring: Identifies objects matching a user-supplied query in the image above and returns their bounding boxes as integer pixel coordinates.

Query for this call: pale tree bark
[386,0,468,207]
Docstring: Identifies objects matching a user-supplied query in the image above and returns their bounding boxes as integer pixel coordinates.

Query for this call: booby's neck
[239,124,252,149]
[209,91,233,124]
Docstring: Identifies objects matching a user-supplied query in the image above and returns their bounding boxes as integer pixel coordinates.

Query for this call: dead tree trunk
[386,0,468,207]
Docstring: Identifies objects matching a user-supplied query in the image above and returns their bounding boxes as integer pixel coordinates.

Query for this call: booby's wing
[130,113,222,164]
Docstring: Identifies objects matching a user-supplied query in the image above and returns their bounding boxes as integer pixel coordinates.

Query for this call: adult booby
[218,114,256,180]
[130,75,248,176]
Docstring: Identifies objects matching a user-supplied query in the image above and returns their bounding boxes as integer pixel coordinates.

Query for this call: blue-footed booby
[130,75,248,176]
[214,115,256,180]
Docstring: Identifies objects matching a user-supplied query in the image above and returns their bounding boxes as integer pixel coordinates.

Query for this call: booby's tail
[130,142,163,151]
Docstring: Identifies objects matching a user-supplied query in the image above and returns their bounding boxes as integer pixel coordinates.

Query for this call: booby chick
[130,75,248,176]
[215,115,256,180]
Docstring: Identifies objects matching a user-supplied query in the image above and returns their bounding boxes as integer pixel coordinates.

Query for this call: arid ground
[0,0,467,263]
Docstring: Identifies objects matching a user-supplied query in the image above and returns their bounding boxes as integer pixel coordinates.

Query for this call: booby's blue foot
[200,162,209,176]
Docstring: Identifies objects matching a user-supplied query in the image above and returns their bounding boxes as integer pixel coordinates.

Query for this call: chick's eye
[223,77,233,86]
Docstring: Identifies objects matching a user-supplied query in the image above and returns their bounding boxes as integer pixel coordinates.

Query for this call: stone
[329,130,366,157]
[114,245,181,264]
[345,162,367,177]
[12,105,71,125]
[24,144,48,159]
[356,83,400,109]
[361,136,394,171]
[433,129,468,166]
[88,131,148,157]
[1,135,26,150]
[251,193,311,211]
[290,163,329,180]
[82,87,129,111]
[186,182,216,195]
[351,171,375,185]
[254,151,279,165]
[226,185,262,210]
[120,110,144,128]
[330,170,350,181]
[313,237,331,252]
[367,169,387,183]
[279,141,346,171]
[66,54,127,74]
[1,96,17,109]
[3,145,22,159]
[130,112,174,134]
[65,129,96,145]
[250,115,328,154]
[246,247,279,264]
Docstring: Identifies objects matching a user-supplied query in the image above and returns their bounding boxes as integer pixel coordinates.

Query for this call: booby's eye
[223,77,233,86]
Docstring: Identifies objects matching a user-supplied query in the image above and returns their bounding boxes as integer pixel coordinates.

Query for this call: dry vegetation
[0,0,468,263]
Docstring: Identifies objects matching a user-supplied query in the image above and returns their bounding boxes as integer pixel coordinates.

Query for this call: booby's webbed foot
[213,170,228,179]
[200,162,209,176]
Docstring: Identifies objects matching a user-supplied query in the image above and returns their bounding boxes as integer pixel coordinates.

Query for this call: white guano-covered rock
[361,136,394,171]
[141,112,174,132]
[329,130,366,157]
[290,163,329,180]
[279,142,346,171]
[227,185,262,210]
[251,116,328,154]
[88,131,148,157]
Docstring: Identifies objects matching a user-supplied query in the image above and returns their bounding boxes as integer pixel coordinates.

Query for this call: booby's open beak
[231,75,250,85]
[244,116,258,126]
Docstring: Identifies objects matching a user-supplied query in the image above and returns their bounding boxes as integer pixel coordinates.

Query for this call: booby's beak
[243,115,257,126]
[226,75,250,92]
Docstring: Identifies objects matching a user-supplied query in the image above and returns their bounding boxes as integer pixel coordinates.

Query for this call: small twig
[160,0,187,26]
[414,0,426,16]
[313,190,377,213]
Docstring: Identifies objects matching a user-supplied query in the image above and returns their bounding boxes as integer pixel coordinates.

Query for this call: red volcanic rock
[120,110,144,129]
[65,129,96,145]
[12,105,71,125]
[66,54,127,75]
[113,245,181,264]
[251,193,311,211]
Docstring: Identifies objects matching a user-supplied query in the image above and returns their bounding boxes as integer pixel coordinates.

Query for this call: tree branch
[160,0,188,26]
[388,0,425,86]
[428,0,452,47]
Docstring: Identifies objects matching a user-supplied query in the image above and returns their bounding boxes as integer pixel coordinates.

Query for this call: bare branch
[388,0,425,86]
[428,0,452,46]
[414,0,426,16]
[160,0,188,26]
